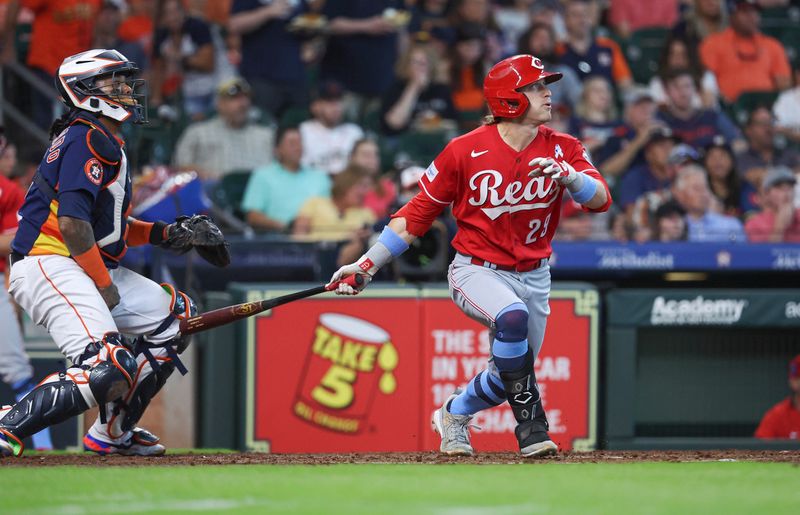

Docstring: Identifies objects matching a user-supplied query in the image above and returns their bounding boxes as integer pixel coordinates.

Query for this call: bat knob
[343,274,364,288]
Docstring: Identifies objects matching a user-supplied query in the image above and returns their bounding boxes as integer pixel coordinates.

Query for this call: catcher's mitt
[161,215,231,267]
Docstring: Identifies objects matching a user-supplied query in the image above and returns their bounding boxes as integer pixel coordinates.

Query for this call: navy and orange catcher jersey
[12,111,131,267]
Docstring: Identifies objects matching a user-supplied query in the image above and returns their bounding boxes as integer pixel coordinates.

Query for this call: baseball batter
[0,49,227,458]
[0,144,53,451]
[330,54,612,457]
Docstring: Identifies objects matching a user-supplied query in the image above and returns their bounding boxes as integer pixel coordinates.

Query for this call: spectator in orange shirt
[754,354,800,440]
[699,0,791,103]
[448,23,488,116]
[1,0,101,129]
[556,0,633,95]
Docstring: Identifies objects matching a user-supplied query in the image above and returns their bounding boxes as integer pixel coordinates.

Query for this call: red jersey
[0,174,24,274]
[754,397,800,440]
[394,124,611,269]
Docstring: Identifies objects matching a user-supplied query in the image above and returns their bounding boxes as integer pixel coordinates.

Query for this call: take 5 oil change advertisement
[245,286,598,453]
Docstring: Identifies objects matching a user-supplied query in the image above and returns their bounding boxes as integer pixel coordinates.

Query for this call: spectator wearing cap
[745,166,800,242]
[703,136,743,216]
[649,33,720,110]
[242,125,330,233]
[348,138,397,219]
[672,163,746,242]
[229,0,311,120]
[568,75,625,158]
[616,127,680,211]
[652,200,687,242]
[656,68,742,150]
[151,0,216,120]
[518,23,583,113]
[736,106,800,208]
[755,354,800,440]
[299,80,364,176]
[671,0,728,51]
[628,147,699,240]
[556,0,633,95]
[380,43,458,137]
[320,0,405,118]
[700,0,792,103]
[597,87,664,181]
[772,60,800,147]
[174,78,275,181]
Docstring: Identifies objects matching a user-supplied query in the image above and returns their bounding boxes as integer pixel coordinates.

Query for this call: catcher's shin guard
[0,334,138,455]
[498,348,556,455]
[0,371,89,455]
[120,361,176,432]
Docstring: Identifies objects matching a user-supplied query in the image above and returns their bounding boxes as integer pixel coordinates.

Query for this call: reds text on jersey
[395,124,611,269]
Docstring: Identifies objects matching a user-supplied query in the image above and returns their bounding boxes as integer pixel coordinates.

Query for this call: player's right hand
[98,283,120,311]
[327,264,371,296]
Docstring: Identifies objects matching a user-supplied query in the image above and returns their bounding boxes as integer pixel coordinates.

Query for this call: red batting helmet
[483,55,563,118]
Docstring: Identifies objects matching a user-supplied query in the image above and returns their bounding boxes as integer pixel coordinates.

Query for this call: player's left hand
[528,157,580,186]
[161,215,231,267]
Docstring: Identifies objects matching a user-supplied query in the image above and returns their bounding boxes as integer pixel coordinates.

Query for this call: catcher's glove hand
[161,215,231,267]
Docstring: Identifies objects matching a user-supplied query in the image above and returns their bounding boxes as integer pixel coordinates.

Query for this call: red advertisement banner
[248,289,596,453]
[421,296,593,452]
[252,298,422,453]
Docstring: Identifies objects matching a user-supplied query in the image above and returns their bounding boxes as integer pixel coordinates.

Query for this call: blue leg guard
[492,303,529,372]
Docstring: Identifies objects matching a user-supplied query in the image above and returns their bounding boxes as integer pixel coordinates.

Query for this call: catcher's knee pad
[136,285,197,375]
[120,361,176,432]
[498,348,547,429]
[0,370,91,447]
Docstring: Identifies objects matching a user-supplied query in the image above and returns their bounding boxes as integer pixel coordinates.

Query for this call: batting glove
[327,259,373,296]
[528,157,581,186]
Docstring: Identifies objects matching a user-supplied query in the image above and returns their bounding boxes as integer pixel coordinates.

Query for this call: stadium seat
[279,106,311,128]
[397,130,451,168]
[210,169,252,221]
[727,91,779,125]
[625,28,669,85]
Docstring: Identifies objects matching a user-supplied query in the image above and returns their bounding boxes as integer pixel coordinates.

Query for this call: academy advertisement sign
[608,290,800,327]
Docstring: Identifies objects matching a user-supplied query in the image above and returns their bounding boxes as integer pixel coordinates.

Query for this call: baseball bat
[178,274,364,336]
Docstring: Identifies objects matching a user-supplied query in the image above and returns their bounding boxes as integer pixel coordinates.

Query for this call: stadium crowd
[1,0,799,262]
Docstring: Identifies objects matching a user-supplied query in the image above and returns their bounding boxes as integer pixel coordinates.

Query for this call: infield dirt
[1,450,798,467]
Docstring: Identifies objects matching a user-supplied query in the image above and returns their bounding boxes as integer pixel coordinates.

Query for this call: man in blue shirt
[616,127,679,210]
[673,163,746,242]
[657,69,743,150]
[242,126,331,232]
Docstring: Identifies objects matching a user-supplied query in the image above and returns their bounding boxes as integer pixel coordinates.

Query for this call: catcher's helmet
[55,49,147,124]
[483,54,562,119]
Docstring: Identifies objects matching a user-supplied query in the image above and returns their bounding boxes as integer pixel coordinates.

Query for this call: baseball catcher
[0,49,227,458]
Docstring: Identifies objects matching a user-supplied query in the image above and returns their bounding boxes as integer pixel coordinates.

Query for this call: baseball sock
[449,304,529,416]
[449,370,506,415]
